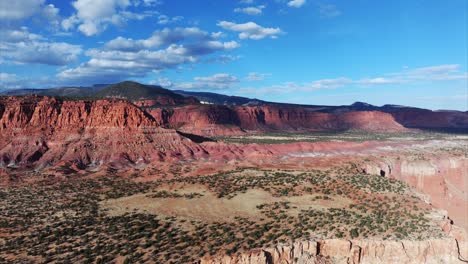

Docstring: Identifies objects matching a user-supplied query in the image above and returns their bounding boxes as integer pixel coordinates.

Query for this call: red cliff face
[234,106,407,132]
[0,96,205,169]
[389,109,468,130]
[362,155,468,231]
[145,105,408,136]
[146,105,245,136]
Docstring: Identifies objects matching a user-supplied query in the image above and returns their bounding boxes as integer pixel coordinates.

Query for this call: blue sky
[0,0,467,110]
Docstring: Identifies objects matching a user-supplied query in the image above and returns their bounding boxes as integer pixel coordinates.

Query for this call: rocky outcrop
[201,238,467,264]
[0,96,206,170]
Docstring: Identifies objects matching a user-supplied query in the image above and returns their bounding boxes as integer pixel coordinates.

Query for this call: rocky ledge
[200,237,468,264]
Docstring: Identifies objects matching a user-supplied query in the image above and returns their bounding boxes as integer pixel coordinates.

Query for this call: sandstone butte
[1,95,467,264]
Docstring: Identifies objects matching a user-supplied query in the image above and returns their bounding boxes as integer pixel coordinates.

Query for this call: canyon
[0,90,467,264]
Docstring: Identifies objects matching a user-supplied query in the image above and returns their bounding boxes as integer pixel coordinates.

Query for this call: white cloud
[170,73,239,90]
[58,27,240,84]
[0,0,44,20]
[0,73,19,89]
[0,27,82,66]
[358,77,402,85]
[245,72,270,81]
[157,15,183,24]
[240,77,352,95]
[317,3,341,18]
[217,21,282,40]
[1,41,82,66]
[380,64,468,82]
[0,27,43,42]
[206,54,241,64]
[0,0,62,31]
[288,0,306,8]
[41,4,60,30]
[244,64,467,95]
[121,10,158,20]
[305,78,352,90]
[0,72,16,81]
[104,27,239,53]
[63,0,157,36]
[134,0,162,6]
[234,5,265,15]
[151,77,173,87]
[62,15,80,31]
[357,65,468,85]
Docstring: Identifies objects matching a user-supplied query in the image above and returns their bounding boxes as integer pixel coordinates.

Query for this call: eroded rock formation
[201,237,467,264]
[0,96,206,169]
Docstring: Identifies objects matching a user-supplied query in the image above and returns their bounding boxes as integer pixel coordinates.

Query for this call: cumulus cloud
[62,0,157,36]
[170,73,239,90]
[104,27,239,52]
[0,27,43,42]
[0,0,44,20]
[57,47,195,83]
[3,42,82,66]
[288,0,306,8]
[58,27,240,84]
[217,21,282,40]
[234,5,265,15]
[0,27,82,66]
[41,4,61,29]
[0,0,62,31]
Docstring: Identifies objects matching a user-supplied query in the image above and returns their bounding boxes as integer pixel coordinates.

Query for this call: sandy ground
[100,185,352,222]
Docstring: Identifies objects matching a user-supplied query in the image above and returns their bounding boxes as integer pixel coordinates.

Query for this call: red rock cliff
[145,105,408,136]
[0,96,205,169]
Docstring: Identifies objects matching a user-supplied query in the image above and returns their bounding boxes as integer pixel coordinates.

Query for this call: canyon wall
[362,155,468,231]
[146,105,408,136]
[0,96,206,169]
[201,237,467,264]
[388,109,468,130]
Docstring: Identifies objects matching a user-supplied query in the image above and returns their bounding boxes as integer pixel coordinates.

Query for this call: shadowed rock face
[388,108,468,131]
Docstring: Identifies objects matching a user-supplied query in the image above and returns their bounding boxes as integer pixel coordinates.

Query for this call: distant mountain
[95,81,187,101]
[0,81,197,105]
[173,90,266,106]
[0,85,105,97]
[1,81,467,133]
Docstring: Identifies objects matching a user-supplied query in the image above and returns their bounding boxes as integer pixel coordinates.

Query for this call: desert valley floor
[1,130,467,264]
